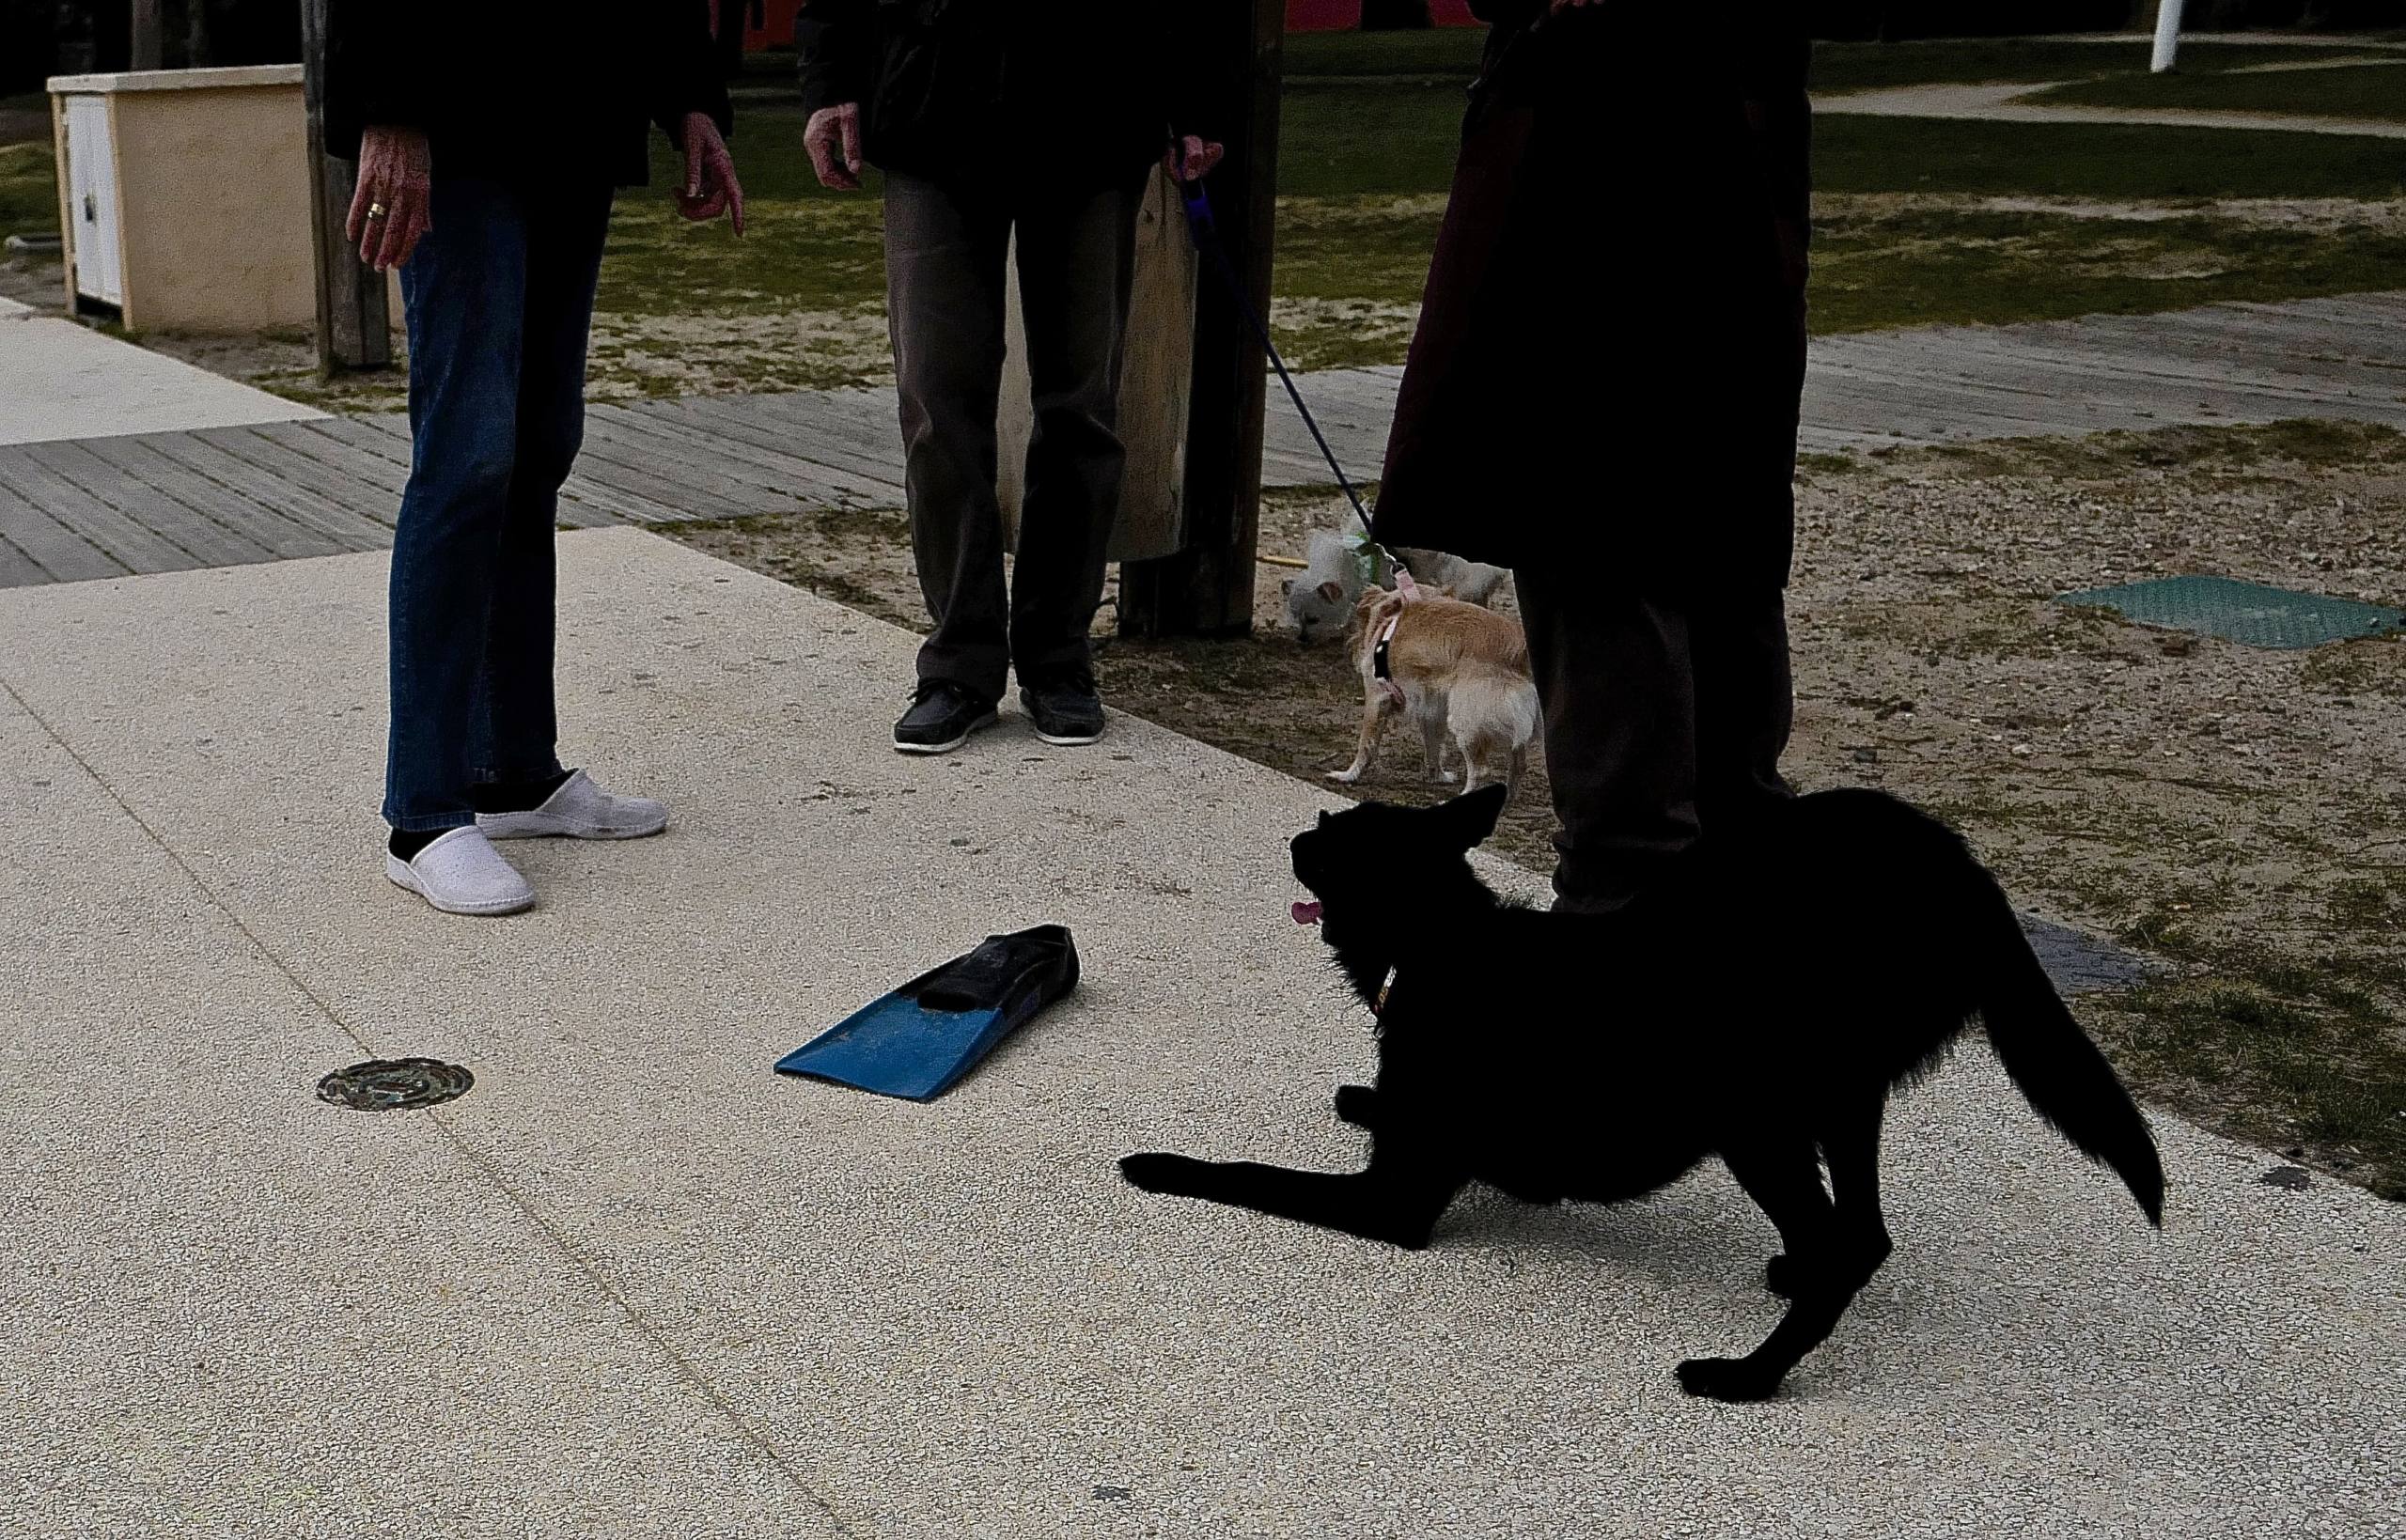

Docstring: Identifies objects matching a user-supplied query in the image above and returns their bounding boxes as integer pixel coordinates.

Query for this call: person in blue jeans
[326,5,742,915]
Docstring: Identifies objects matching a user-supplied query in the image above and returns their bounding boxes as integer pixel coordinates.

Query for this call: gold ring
[366,202,388,220]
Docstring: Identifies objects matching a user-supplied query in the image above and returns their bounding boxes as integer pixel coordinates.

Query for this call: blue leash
[1177,174,1398,571]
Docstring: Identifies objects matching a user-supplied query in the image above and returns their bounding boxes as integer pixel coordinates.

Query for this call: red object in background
[1288,1,1481,27]
[742,1,805,50]
[742,2,1481,49]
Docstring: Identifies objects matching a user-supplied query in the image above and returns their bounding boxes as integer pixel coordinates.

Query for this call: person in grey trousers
[796,1,1221,754]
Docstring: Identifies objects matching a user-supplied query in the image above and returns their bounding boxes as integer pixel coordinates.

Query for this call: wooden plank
[187,426,398,528]
[553,436,742,523]
[555,500,618,531]
[0,475,125,583]
[572,417,797,518]
[133,431,395,551]
[0,447,205,575]
[294,416,416,483]
[243,419,412,503]
[635,397,906,503]
[21,440,279,569]
[322,409,676,525]
[665,393,911,490]
[338,412,417,454]
[83,435,355,562]
[0,529,50,589]
[589,402,866,506]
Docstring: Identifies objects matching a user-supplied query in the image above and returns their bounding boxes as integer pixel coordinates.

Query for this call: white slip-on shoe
[385,827,537,916]
[475,769,668,841]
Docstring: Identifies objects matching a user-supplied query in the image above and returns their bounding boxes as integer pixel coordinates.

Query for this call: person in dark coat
[796,1,1221,754]
[1373,0,1813,912]
[327,3,742,916]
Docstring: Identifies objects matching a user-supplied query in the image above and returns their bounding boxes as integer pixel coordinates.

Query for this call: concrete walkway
[0,290,323,447]
[8,290,2406,589]
[1816,78,2406,141]
[3,529,2400,1538]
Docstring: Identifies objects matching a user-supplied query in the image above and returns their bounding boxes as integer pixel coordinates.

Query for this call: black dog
[1121,785,2164,1402]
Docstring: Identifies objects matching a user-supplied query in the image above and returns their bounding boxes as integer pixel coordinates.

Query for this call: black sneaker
[894,682,999,755]
[1020,668,1106,747]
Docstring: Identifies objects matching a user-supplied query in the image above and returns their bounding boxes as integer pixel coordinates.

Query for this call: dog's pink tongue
[1291,900,1323,926]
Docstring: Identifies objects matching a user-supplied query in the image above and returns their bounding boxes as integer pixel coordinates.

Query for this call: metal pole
[2151,0,2185,74]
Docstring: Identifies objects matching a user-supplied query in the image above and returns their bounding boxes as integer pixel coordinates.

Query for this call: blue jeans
[383,178,612,832]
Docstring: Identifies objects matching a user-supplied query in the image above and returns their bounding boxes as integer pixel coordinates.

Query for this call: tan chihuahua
[1328,583,1539,799]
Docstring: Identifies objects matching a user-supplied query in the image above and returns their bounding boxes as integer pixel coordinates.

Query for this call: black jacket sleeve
[322,1,432,157]
[645,0,736,147]
[796,0,874,120]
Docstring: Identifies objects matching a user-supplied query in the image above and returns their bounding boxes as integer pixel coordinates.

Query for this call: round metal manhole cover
[316,1058,474,1112]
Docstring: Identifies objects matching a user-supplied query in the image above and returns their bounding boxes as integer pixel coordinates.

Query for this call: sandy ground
[671,422,2406,1202]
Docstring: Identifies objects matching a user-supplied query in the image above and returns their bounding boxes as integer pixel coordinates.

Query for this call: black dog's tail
[1971,880,2166,1227]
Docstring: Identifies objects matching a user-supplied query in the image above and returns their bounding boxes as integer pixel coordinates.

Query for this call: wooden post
[996,171,1198,564]
[300,0,392,374]
[130,0,163,70]
[1119,0,1282,639]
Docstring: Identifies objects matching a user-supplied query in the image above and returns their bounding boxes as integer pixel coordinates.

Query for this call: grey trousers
[883,168,1147,702]
[1514,569,1796,912]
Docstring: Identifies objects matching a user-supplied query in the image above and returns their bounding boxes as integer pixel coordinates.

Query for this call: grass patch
[1808,38,2350,94]
[1816,113,2406,199]
[1283,27,1485,79]
[1864,419,2406,480]
[2104,950,2406,1199]
[1278,80,1470,198]
[2034,59,2406,124]
[0,138,58,241]
[619,63,2406,379]
[1814,205,2406,333]
[1284,32,2342,92]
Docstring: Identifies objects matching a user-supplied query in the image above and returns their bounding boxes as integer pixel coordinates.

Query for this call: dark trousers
[1514,569,1795,912]
[883,168,1146,702]
[383,177,611,832]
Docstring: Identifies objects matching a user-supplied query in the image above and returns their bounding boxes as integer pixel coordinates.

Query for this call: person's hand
[1163,134,1226,183]
[677,112,745,234]
[805,103,864,191]
[346,125,432,272]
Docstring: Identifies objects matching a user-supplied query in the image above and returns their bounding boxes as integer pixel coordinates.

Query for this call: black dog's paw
[1333,1084,1380,1128]
[1764,1253,1802,1299]
[1676,1357,1782,1404]
[1119,1152,1209,1196]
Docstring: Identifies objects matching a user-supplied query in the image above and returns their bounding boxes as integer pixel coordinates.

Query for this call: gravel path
[3,529,2401,1538]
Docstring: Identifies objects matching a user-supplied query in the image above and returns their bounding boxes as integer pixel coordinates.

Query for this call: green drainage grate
[2058,575,2403,651]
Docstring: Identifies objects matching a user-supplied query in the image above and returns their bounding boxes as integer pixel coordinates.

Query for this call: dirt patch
[124,303,893,414]
[135,328,412,414]
[1266,296,1424,372]
[586,303,893,399]
[664,419,2406,1202]
[0,254,64,312]
[1820,191,2406,233]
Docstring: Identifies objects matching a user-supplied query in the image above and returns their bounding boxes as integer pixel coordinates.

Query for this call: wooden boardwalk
[6,291,2406,588]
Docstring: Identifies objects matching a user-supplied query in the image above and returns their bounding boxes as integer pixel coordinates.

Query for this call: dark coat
[1371,3,1812,594]
[324,3,731,189]
[796,0,1212,188]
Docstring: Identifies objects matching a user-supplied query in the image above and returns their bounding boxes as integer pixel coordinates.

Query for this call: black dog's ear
[1431,784,1508,849]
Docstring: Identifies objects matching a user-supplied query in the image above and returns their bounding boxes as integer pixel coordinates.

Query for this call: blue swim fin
[775,925,1080,1101]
